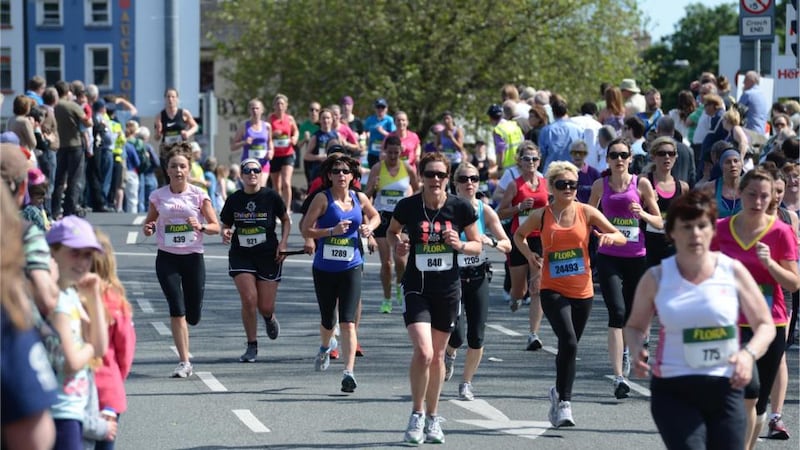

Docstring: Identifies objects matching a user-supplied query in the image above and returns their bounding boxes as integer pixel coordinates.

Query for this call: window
[84,0,110,26]
[0,48,10,91]
[1,0,11,27]
[36,46,63,86]
[85,45,112,89]
[37,0,62,27]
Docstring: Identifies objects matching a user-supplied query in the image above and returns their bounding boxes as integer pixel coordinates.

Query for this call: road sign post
[740,0,776,74]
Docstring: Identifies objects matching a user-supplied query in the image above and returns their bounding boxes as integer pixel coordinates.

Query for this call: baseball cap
[93,99,106,111]
[487,104,503,119]
[28,167,47,185]
[46,216,103,252]
[374,98,388,108]
[0,131,20,145]
[0,142,29,185]
[341,96,354,105]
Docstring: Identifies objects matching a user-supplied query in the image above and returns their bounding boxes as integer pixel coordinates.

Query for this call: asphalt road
[87,212,798,450]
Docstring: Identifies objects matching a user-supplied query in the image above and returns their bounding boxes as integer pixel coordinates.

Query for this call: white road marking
[540,345,581,360]
[605,375,651,397]
[133,215,146,225]
[169,346,193,359]
[486,324,523,337]
[137,299,154,313]
[232,409,271,433]
[150,321,170,336]
[126,232,138,244]
[450,399,551,440]
[196,371,228,392]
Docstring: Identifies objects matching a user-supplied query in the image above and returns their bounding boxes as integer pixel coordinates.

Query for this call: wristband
[200,225,207,232]
[490,237,498,248]
[742,344,758,361]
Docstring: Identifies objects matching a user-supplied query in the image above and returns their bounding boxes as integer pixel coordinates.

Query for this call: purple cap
[0,131,20,145]
[46,216,103,252]
[341,96,354,105]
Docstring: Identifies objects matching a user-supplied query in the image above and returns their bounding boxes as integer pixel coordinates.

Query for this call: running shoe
[509,298,523,312]
[380,299,393,314]
[404,412,426,444]
[502,290,511,304]
[171,361,193,378]
[523,296,531,306]
[613,376,630,399]
[458,382,474,401]
[444,352,456,382]
[424,415,446,444]
[767,415,790,440]
[315,349,331,372]
[239,343,257,363]
[341,371,357,393]
[622,348,631,378]
[548,386,559,427]
[556,401,575,427]
[330,348,339,360]
[356,343,364,357]
[526,333,543,351]
[265,315,280,340]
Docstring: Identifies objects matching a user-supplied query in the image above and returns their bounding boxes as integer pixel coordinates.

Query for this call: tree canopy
[208,0,645,137]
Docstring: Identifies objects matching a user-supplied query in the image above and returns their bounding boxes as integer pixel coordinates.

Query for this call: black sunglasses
[330,168,352,175]
[423,170,448,180]
[242,166,262,175]
[608,152,630,160]
[520,155,540,162]
[554,179,578,191]
[456,175,480,184]
[655,150,677,157]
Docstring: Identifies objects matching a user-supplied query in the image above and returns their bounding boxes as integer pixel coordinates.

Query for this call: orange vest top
[540,203,593,299]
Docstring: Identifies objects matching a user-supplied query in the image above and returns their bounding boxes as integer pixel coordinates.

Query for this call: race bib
[458,249,486,267]
[165,223,194,247]
[238,226,266,247]
[682,325,738,369]
[322,237,355,261]
[758,284,774,309]
[379,189,403,210]
[274,135,290,147]
[518,208,532,227]
[646,211,668,234]
[370,142,383,153]
[163,131,182,144]
[548,248,585,279]
[611,217,640,242]
[415,243,454,272]
[249,144,267,159]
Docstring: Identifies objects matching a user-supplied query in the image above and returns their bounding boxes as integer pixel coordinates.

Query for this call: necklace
[422,194,446,230]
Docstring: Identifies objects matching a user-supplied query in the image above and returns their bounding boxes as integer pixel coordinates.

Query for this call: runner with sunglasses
[365,135,419,313]
[644,137,690,268]
[220,158,290,363]
[443,162,511,401]
[387,152,481,444]
[497,144,549,351]
[587,137,662,399]
[301,154,380,393]
[515,161,625,427]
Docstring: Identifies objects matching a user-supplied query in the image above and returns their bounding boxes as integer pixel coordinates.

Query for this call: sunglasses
[520,155,540,163]
[554,179,578,191]
[655,150,677,157]
[456,175,480,184]
[423,170,448,180]
[608,152,630,160]
[330,168,352,175]
[242,166,262,175]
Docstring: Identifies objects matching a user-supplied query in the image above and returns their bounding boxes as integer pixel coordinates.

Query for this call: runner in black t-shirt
[387,152,480,444]
[220,158,290,363]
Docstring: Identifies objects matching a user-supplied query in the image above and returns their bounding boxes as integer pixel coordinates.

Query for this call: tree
[641,3,738,111]
[207,0,646,137]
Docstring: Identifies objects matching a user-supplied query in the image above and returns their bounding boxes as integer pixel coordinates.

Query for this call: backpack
[130,138,152,173]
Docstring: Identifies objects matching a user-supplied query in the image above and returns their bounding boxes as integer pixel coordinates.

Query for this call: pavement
[87,211,799,450]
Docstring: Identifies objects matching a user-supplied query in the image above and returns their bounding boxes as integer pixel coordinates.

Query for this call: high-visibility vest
[494,120,524,168]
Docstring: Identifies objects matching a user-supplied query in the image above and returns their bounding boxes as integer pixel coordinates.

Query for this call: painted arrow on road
[449,399,552,440]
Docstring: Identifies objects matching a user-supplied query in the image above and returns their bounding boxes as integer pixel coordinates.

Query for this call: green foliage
[641,2,738,111]
[208,0,645,137]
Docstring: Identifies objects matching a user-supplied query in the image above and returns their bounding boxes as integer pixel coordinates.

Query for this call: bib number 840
[427,258,443,268]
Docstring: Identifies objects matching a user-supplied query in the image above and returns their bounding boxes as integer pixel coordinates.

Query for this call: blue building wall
[25,0,135,98]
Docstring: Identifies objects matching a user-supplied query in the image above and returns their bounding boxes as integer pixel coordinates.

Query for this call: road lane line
[126,232,138,244]
[137,299,154,313]
[540,345,580,360]
[232,410,271,433]
[169,346,193,359]
[604,375,651,397]
[133,215,146,225]
[487,324,522,337]
[196,371,228,392]
[151,321,170,336]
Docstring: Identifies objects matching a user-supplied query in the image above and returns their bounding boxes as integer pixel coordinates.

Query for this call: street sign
[740,0,775,42]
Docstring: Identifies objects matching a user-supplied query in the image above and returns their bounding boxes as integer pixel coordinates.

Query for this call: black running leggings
[449,276,489,350]
[540,289,593,402]
[312,266,361,330]
[156,250,206,325]
[597,253,647,328]
[741,326,786,415]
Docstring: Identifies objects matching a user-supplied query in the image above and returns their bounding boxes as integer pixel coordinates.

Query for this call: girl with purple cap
[231,98,273,187]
